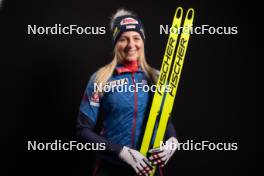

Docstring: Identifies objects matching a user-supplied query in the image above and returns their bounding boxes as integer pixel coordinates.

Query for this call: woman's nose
[127,39,135,48]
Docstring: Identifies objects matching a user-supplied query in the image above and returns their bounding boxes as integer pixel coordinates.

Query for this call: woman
[77,9,178,176]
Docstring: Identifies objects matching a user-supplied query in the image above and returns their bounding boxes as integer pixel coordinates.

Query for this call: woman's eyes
[118,37,141,42]
[119,38,126,42]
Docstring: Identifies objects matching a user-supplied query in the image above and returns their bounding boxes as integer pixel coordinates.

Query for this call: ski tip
[186,8,195,21]
[175,7,183,19]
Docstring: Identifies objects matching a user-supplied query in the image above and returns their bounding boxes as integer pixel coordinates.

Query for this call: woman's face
[116,31,144,62]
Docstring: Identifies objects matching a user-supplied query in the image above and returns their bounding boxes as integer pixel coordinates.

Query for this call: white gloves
[148,137,178,167]
[119,137,178,174]
[119,146,153,175]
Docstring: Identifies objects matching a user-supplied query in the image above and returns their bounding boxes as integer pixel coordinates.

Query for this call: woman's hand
[119,146,153,175]
[148,137,178,167]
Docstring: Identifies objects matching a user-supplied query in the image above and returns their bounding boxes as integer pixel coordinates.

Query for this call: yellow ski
[140,7,183,156]
[149,8,195,176]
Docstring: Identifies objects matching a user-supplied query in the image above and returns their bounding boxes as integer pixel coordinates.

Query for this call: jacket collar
[115,60,143,74]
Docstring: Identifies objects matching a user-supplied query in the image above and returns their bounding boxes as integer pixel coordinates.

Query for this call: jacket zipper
[131,72,138,148]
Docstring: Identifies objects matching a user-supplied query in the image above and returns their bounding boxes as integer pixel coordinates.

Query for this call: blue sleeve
[76,111,123,156]
[79,73,100,124]
[77,73,122,157]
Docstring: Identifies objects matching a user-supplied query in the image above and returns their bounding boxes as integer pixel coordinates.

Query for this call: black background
[2,0,256,176]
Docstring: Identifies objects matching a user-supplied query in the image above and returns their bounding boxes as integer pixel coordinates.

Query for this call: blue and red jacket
[76,61,176,159]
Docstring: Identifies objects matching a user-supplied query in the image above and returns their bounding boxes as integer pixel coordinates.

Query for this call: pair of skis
[140,7,195,175]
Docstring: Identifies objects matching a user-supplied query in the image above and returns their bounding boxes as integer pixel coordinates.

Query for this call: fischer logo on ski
[169,38,186,97]
[157,37,175,95]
